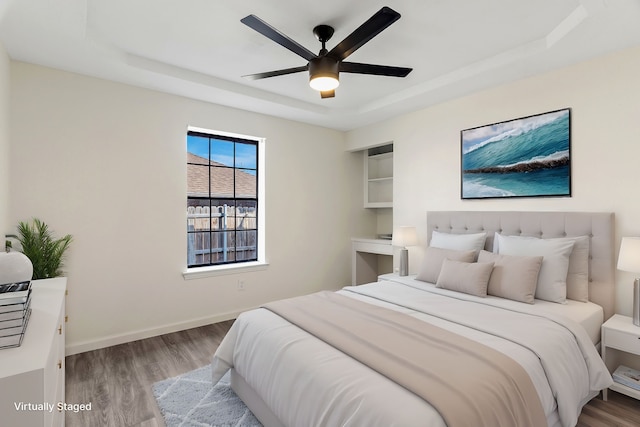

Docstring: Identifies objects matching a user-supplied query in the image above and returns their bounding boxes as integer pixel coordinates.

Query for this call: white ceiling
[1,0,640,131]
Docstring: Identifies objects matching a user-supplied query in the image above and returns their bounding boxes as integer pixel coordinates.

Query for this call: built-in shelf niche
[365,143,393,208]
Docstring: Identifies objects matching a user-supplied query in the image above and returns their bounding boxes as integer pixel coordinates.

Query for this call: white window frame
[183,126,267,279]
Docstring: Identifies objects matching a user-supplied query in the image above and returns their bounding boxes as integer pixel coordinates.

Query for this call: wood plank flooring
[65,321,233,427]
[65,319,640,427]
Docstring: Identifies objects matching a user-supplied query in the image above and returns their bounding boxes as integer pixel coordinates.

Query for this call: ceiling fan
[240,6,413,99]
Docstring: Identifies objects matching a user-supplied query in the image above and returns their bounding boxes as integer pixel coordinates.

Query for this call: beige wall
[347,45,640,317]
[9,45,640,352]
[0,42,9,236]
[9,62,376,353]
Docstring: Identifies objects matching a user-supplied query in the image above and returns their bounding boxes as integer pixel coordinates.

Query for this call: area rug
[152,364,262,427]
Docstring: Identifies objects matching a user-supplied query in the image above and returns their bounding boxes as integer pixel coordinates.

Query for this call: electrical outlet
[237,280,246,291]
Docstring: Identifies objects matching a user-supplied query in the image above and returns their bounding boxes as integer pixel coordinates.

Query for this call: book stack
[613,365,640,391]
[0,281,32,349]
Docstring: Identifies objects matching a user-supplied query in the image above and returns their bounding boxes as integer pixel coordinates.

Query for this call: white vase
[0,251,34,284]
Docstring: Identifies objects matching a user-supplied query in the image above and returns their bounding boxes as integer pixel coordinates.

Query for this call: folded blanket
[264,291,547,427]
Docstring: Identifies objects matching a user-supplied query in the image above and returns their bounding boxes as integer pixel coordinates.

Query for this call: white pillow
[564,236,589,302]
[430,230,487,253]
[493,233,590,302]
[495,234,575,304]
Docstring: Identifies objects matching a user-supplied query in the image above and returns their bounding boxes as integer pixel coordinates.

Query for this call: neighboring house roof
[187,152,256,198]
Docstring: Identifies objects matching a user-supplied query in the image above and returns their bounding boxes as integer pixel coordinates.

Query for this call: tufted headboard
[426,211,615,320]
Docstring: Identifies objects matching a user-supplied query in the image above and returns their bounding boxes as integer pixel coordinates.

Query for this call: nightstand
[601,314,640,401]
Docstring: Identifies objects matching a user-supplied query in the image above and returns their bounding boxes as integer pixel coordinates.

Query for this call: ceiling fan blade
[320,90,335,99]
[241,15,317,62]
[340,62,412,77]
[242,66,308,80]
[327,7,401,61]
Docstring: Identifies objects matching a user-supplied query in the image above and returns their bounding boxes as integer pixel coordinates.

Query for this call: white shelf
[368,152,393,159]
[610,381,640,400]
[364,145,393,208]
[368,177,393,183]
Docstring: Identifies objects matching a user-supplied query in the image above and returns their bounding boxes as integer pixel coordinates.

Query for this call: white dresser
[0,278,67,427]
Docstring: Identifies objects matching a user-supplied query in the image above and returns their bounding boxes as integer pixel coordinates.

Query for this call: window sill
[182,261,269,280]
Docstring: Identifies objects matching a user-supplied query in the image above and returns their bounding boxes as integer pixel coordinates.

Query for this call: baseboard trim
[65,308,249,355]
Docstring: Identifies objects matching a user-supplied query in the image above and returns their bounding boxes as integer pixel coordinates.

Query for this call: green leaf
[15,218,72,280]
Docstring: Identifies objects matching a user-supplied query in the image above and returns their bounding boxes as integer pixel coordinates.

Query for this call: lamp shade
[392,226,419,247]
[618,237,640,273]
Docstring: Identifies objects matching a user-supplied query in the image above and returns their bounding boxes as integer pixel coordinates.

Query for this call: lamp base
[634,279,640,327]
[399,248,409,277]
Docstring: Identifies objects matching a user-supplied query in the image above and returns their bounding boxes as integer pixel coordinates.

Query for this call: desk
[351,238,393,285]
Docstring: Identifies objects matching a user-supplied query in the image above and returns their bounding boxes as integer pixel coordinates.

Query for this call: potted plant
[10,218,73,280]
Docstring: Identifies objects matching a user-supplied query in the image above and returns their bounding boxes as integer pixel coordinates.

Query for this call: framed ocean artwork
[461,108,571,199]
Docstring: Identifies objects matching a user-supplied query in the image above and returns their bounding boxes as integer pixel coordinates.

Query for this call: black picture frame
[461,108,571,199]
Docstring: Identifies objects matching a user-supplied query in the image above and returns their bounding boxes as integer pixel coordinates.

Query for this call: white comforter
[212,280,613,427]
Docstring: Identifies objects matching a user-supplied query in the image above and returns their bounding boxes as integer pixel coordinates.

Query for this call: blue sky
[187,135,257,169]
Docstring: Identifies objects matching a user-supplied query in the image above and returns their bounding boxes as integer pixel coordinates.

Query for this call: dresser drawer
[605,327,640,354]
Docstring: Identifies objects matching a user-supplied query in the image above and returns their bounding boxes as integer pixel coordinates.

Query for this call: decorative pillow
[436,259,494,297]
[478,250,543,304]
[495,234,575,304]
[430,230,487,253]
[564,236,589,302]
[416,247,476,284]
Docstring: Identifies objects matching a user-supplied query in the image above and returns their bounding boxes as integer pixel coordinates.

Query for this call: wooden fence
[187,205,257,265]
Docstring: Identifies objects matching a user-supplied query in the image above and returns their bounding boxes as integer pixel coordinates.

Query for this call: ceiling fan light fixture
[309,57,339,91]
[310,75,339,91]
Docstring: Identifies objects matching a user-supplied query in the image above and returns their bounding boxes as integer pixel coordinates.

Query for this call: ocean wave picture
[461,108,571,199]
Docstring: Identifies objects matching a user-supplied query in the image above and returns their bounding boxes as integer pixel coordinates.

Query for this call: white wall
[0,42,9,236]
[347,45,640,317]
[9,62,376,354]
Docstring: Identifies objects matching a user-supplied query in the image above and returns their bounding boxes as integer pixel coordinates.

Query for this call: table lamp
[617,237,640,326]
[392,226,419,276]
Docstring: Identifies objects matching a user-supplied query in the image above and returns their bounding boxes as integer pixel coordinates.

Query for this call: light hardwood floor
[66,320,640,427]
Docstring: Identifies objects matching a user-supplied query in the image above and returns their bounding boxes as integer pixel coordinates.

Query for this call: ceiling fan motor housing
[309,56,339,90]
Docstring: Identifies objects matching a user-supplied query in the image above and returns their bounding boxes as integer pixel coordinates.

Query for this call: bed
[211,211,616,427]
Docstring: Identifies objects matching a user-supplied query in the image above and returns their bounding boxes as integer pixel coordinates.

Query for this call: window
[187,129,260,268]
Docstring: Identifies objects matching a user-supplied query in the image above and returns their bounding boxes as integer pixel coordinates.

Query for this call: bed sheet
[212,280,612,427]
[382,274,604,344]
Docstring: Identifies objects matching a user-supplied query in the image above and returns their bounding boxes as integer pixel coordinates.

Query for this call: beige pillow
[478,250,543,304]
[416,247,476,284]
[436,259,494,297]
